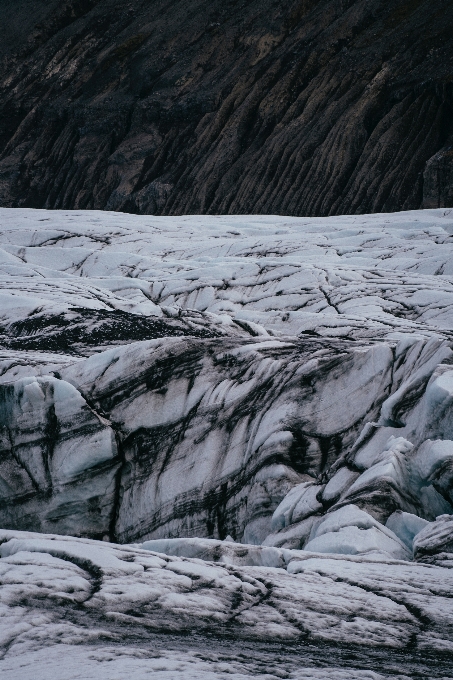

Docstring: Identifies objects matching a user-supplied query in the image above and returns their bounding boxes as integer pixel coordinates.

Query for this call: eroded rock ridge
[0,0,452,215]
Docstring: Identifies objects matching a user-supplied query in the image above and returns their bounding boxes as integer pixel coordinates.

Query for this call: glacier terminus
[1,207,453,678]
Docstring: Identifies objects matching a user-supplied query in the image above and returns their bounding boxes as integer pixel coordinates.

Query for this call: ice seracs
[0,374,119,537]
[0,208,452,549]
[0,208,453,672]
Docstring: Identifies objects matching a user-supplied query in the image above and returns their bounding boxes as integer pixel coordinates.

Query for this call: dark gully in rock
[0,208,453,678]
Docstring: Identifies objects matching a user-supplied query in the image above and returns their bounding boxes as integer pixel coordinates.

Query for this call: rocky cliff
[1,0,452,216]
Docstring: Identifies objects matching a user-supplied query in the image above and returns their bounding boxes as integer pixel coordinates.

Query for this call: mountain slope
[0,0,452,215]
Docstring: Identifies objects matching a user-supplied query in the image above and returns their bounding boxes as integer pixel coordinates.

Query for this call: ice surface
[1,208,453,344]
[1,208,453,675]
[1,208,452,546]
[322,467,360,503]
[1,528,453,676]
[0,643,420,680]
[413,514,453,566]
[385,511,429,551]
[303,505,411,560]
[271,482,322,530]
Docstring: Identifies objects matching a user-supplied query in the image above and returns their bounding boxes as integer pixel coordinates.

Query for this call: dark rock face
[1,0,452,216]
[423,146,453,209]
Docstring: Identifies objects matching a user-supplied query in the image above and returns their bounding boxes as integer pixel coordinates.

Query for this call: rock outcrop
[0,0,452,215]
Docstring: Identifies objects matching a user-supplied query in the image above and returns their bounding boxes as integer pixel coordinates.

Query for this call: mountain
[0,0,452,216]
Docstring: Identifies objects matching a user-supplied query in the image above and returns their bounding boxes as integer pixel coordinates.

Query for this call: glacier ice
[303,505,411,560]
[0,208,453,672]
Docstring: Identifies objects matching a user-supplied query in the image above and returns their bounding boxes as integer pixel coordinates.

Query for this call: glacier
[0,207,453,677]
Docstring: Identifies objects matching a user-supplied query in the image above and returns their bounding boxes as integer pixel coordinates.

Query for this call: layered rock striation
[0,0,452,215]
